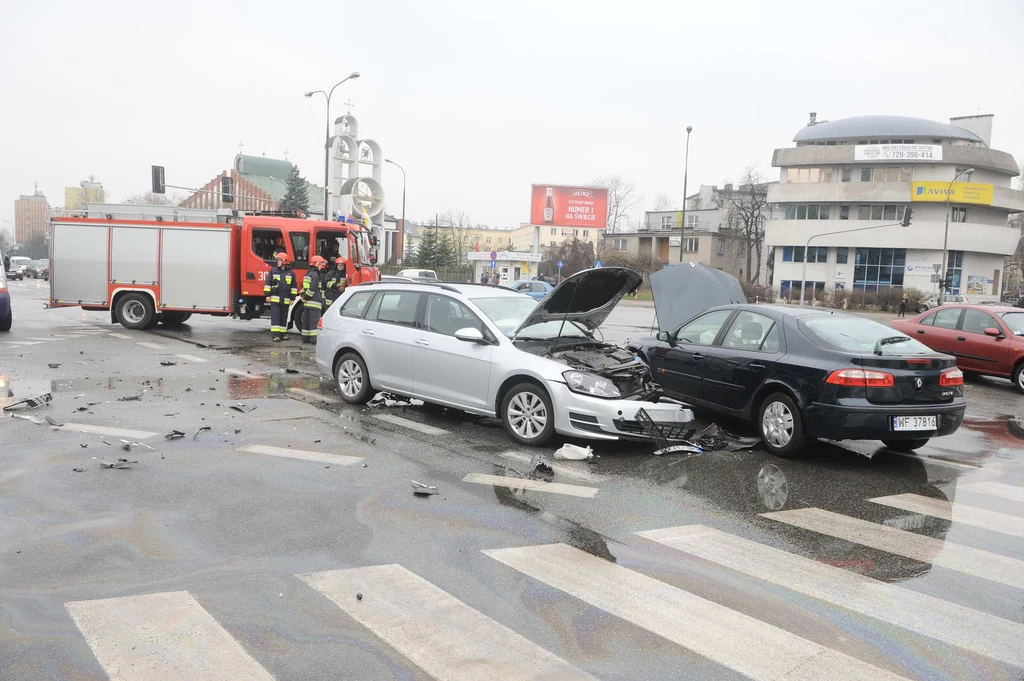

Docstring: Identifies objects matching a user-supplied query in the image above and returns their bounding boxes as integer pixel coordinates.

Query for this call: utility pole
[678,125,693,263]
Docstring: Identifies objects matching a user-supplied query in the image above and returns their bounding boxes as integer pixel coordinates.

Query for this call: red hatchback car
[892,305,1024,393]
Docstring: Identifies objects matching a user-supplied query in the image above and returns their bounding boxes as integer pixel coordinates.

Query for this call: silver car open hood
[512,267,642,336]
[650,261,746,332]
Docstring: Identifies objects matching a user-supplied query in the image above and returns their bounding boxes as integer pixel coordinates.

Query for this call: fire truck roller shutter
[51,222,109,305]
[111,226,159,285]
[160,228,233,310]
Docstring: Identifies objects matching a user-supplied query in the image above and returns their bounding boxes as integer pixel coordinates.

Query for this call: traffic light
[151,165,165,194]
[901,207,913,227]
[221,176,234,204]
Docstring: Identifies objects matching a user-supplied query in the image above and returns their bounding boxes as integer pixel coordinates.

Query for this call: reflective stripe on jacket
[324,270,347,302]
[302,270,325,310]
[263,266,297,304]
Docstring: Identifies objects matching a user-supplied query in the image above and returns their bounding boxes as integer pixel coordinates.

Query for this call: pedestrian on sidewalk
[264,252,297,342]
[300,256,328,344]
[897,293,908,317]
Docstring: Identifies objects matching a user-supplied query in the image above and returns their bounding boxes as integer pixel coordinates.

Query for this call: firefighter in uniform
[324,257,348,307]
[300,256,328,344]
[264,252,297,342]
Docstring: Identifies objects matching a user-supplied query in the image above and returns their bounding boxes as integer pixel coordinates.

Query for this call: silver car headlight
[562,371,621,398]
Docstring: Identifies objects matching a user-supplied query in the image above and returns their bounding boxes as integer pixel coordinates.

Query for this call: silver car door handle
[362,329,374,335]
[416,339,430,346]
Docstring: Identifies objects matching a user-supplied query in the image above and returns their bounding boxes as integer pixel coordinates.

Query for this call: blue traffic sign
[491,260,497,268]
[594,260,603,268]
[557,260,564,269]
[490,250,498,261]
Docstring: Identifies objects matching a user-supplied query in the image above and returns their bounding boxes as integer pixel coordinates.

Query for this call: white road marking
[287,387,340,403]
[175,354,209,363]
[65,591,275,681]
[463,473,599,499]
[484,543,912,681]
[27,337,59,342]
[59,423,160,439]
[136,342,166,350]
[637,524,1024,668]
[299,564,597,681]
[4,341,43,346]
[237,444,362,466]
[107,332,132,339]
[498,451,606,482]
[372,413,448,435]
[63,333,91,337]
[762,508,1024,589]
[224,368,267,379]
[959,480,1024,503]
[868,493,1024,538]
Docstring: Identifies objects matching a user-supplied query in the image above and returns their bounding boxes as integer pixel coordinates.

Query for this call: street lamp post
[305,71,360,219]
[798,220,907,306]
[678,125,693,263]
[939,168,974,303]
[385,159,406,265]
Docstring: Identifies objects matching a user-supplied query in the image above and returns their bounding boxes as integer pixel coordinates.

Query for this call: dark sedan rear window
[800,317,933,355]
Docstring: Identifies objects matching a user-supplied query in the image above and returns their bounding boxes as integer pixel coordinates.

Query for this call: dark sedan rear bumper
[805,399,965,440]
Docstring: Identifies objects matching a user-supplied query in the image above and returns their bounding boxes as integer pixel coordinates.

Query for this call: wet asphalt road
[1,279,1023,681]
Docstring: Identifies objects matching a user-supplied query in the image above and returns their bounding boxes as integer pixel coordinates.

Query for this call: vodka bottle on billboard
[544,188,554,223]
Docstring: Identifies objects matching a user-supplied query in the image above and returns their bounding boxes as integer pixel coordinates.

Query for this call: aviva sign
[911,181,994,205]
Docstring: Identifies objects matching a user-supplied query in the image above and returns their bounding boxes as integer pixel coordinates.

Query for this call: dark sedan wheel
[882,439,929,452]
[501,383,555,447]
[758,393,806,458]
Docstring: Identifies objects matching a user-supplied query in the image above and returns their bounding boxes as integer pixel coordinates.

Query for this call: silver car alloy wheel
[337,359,363,398]
[507,391,548,439]
[122,300,146,325]
[762,400,794,448]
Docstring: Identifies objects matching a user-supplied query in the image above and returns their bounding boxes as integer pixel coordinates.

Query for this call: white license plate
[892,415,937,431]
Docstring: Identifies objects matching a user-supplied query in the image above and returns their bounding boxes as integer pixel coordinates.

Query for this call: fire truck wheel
[115,293,156,330]
[160,312,192,327]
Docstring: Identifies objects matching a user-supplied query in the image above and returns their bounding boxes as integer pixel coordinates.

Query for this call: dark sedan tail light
[825,368,895,387]
[939,368,964,386]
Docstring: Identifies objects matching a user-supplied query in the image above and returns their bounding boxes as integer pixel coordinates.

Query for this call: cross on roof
[283,148,290,160]
[238,140,244,153]
[343,99,355,113]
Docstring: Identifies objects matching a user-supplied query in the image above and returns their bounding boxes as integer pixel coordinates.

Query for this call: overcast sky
[2,0,1022,234]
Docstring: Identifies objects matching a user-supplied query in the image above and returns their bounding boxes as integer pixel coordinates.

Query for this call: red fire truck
[47,213,379,329]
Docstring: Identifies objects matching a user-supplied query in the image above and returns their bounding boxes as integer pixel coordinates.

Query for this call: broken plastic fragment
[10,413,64,426]
[100,458,138,469]
[528,455,555,481]
[121,440,155,451]
[553,443,593,461]
[117,395,142,402]
[230,404,257,413]
[653,443,703,456]
[411,480,438,496]
[3,393,53,412]
[193,426,212,440]
[160,361,177,367]
[48,363,62,369]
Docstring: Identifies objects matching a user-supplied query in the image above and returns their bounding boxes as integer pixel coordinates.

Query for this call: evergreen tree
[414,228,440,268]
[280,165,310,214]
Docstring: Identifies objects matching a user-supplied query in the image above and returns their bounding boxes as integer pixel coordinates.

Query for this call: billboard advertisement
[854,144,942,162]
[530,184,608,228]
[911,181,994,206]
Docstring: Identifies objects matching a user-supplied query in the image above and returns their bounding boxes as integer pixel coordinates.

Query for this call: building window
[782,246,793,262]
[841,168,852,182]
[951,207,967,223]
[836,247,848,264]
[839,205,850,220]
[717,238,725,255]
[779,281,826,300]
[681,237,699,253]
[945,250,964,293]
[955,167,974,182]
[853,248,907,290]
[612,238,628,252]
[573,229,579,236]
[550,241,556,247]
[805,246,828,263]
[583,230,588,238]
[686,214,699,230]
[784,204,831,220]
[550,228,556,235]
[661,215,672,228]
[860,168,874,182]
[875,167,912,182]
[486,237,491,243]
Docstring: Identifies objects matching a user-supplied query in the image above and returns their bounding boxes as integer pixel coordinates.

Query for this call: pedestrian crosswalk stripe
[27,337,58,342]
[637,524,1024,668]
[868,493,1024,538]
[237,444,362,466]
[4,341,43,346]
[372,413,448,435]
[959,481,1024,504]
[107,332,132,339]
[298,564,597,681]
[463,473,599,498]
[136,341,165,350]
[762,508,1024,589]
[175,353,209,363]
[287,387,340,403]
[498,451,606,482]
[484,543,913,681]
[65,591,275,681]
[59,423,160,439]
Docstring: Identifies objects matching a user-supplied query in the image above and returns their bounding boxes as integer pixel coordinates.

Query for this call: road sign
[930,274,940,283]
[557,260,564,269]
[594,260,603,268]
[491,260,496,269]
[932,263,942,273]
[490,250,498,261]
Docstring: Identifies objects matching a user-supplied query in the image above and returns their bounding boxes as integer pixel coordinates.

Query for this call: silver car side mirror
[454,327,488,344]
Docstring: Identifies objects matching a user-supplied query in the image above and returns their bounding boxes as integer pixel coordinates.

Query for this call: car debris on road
[230,403,258,413]
[411,480,438,496]
[553,443,593,460]
[193,426,211,440]
[100,459,138,470]
[10,413,64,426]
[3,392,53,411]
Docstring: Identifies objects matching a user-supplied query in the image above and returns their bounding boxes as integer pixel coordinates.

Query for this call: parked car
[0,268,11,331]
[915,294,968,313]
[511,280,554,300]
[627,263,965,457]
[395,269,437,280]
[5,258,24,281]
[892,304,1024,393]
[316,267,692,446]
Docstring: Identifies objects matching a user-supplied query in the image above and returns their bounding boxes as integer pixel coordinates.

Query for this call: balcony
[773,145,1019,176]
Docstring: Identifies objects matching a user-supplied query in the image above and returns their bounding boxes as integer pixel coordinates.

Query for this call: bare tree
[723,165,773,283]
[440,208,472,265]
[122,191,183,206]
[0,226,14,255]
[592,176,643,233]
[652,194,674,211]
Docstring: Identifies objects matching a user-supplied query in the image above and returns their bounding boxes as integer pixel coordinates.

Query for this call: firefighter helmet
[275,251,290,263]
[334,257,347,265]
[309,255,328,269]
